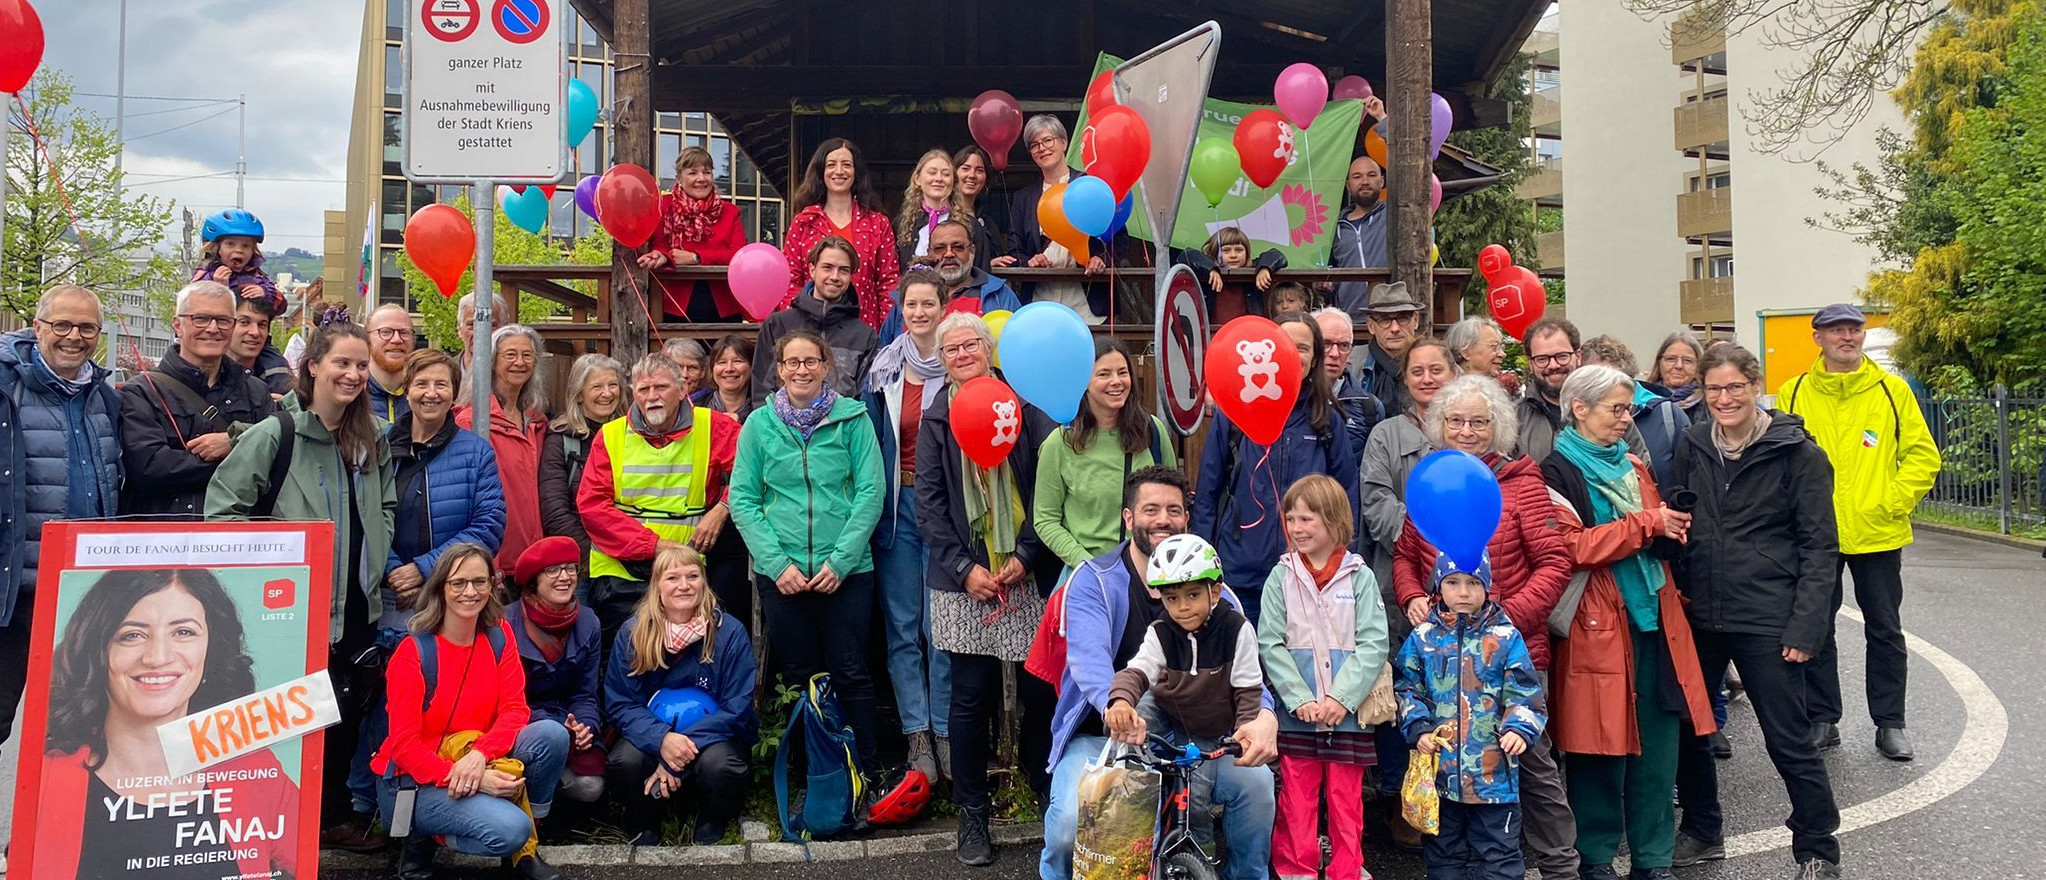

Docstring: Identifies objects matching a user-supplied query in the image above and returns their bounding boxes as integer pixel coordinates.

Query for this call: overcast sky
[41,0,362,259]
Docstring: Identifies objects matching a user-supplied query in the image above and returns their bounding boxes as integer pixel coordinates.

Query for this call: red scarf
[1305,550,1345,589]
[663,185,726,243]
[520,595,580,663]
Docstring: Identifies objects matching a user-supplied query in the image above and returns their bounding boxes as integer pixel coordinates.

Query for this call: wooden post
[608,0,653,365]
[1385,0,1435,297]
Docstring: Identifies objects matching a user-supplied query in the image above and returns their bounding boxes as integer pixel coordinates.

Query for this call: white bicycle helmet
[1146,534,1225,587]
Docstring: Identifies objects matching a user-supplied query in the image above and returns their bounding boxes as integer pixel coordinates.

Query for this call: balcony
[1680,276,1734,324]
[1676,187,1734,240]
[1672,8,1727,71]
[1531,86,1561,134]
[1525,28,1560,68]
[1674,94,1729,155]
[1536,230,1565,270]
[1518,156,1563,204]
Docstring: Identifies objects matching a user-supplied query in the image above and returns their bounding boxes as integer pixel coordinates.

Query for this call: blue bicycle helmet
[201,208,265,243]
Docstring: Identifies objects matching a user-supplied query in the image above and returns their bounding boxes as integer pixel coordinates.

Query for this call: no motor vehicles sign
[405,0,564,182]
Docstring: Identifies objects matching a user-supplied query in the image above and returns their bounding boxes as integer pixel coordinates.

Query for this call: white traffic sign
[404,0,564,183]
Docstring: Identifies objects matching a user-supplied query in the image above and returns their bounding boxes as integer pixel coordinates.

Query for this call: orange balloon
[1364,126,1388,170]
[1037,182,1091,264]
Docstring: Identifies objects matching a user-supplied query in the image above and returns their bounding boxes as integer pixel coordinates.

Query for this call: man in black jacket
[119,281,275,518]
[750,236,879,405]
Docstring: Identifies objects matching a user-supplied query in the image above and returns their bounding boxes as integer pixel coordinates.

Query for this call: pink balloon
[1274,62,1329,130]
[1332,75,1373,102]
[727,242,789,322]
[1429,174,1442,214]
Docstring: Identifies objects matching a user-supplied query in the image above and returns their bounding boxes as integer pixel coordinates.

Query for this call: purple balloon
[1429,93,1454,159]
[574,174,602,221]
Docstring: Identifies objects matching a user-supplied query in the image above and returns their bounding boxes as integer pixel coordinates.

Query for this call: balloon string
[1236,444,1276,531]
[620,260,667,350]
[13,92,96,272]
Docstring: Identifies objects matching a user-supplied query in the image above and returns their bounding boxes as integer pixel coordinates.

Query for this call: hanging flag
[358,201,377,300]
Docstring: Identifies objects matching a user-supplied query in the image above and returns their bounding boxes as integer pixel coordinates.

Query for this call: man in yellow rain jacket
[1775,303,1941,762]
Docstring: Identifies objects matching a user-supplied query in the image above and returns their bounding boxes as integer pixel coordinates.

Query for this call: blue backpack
[773,673,863,840]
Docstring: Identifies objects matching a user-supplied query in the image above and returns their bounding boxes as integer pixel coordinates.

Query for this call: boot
[935,736,953,783]
[1876,726,1914,761]
[1811,721,1841,750]
[955,803,995,867]
[907,730,940,786]
[1628,868,1676,880]
[505,852,564,880]
[1673,831,1725,866]
[397,834,438,880]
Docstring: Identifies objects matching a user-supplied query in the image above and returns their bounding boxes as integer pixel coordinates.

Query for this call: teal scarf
[1553,426,1664,631]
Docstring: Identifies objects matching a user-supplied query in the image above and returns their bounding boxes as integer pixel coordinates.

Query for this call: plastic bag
[1072,741,1161,880]
[1400,724,1453,836]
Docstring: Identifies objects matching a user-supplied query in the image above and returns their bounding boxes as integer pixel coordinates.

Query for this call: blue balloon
[1403,450,1503,571]
[1104,193,1135,239]
[648,686,718,732]
[1063,176,1116,238]
[998,301,1093,422]
[502,186,550,234]
[567,78,599,149]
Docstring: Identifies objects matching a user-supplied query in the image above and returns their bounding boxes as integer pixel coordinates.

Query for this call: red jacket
[577,407,741,563]
[653,193,747,319]
[1393,453,1572,668]
[457,400,547,574]
[372,620,531,784]
[780,203,901,330]
[36,747,302,880]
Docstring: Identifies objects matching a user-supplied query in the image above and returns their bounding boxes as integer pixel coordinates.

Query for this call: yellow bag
[1399,724,1452,836]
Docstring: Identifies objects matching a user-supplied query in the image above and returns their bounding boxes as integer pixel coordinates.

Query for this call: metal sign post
[403,0,567,437]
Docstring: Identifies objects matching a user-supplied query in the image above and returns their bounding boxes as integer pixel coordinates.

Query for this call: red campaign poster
[9,521,337,880]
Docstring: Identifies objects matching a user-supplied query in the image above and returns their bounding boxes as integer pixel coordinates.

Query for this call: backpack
[254,411,295,518]
[773,673,864,841]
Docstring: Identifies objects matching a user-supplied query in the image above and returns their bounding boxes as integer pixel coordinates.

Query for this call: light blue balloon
[567,78,599,149]
[1403,450,1503,572]
[997,301,1093,422]
[1064,176,1116,238]
[503,186,550,234]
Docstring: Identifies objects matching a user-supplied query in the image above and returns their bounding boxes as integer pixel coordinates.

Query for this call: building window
[657,133,680,186]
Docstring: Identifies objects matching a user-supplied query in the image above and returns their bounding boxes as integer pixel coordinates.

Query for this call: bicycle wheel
[1160,850,1218,880]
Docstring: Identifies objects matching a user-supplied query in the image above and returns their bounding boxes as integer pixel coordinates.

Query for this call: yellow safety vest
[588,408,714,581]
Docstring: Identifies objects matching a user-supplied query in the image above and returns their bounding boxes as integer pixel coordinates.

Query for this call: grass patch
[1914,508,2046,540]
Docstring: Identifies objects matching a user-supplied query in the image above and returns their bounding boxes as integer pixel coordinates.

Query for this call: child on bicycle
[1257,474,1389,880]
[1395,552,1545,880]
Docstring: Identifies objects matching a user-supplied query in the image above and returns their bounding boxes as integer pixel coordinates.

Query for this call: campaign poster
[8,521,336,880]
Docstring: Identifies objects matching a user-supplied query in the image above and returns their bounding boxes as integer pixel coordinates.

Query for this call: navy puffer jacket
[0,330,122,625]
[385,412,507,629]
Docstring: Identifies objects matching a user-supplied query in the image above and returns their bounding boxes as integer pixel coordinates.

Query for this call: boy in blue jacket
[1395,552,1545,880]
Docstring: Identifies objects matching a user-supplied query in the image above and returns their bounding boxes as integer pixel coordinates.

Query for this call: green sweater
[1031,419,1176,568]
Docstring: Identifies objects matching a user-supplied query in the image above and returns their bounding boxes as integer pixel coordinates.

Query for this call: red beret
[514,536,583,586]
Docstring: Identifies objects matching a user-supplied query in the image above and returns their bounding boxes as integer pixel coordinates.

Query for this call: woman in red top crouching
[372,543,565,880]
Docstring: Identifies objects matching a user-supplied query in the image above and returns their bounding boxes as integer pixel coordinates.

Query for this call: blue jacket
[1632,381,1692,491]
[504,600,603,730]
[367,375,409,425]
[603,612,759,761]
[1394,600,1545,804]
[1190,405,1359,618]
[0,330,122,626]
[875,268,1024,347]
[385,413,507,628]
[249,344,294,397]
[1048,542,1269,770]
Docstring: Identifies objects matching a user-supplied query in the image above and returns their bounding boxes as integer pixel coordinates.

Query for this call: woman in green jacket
[1032,339,1176,574]
[205,320,396,835]
[729,329,886,771]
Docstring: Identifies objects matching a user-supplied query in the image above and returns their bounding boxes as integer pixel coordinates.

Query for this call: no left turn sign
[421,0,479,42]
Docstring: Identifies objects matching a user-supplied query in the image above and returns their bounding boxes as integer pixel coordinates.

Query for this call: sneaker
[1709,730,1733,759]
[935,736,953,782]
[956,804,995,867]
[907,731,940,786]
[1579,865,1621,880]
[1795,858,1843,879]
[1673,832,1726,866]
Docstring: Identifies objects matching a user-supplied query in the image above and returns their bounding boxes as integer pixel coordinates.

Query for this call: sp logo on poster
[157,673,343,779]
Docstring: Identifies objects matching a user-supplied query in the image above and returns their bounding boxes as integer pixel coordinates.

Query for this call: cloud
[42,0,362,256]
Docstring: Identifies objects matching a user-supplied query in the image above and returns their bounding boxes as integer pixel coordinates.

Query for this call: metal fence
[1917,387,2046,534]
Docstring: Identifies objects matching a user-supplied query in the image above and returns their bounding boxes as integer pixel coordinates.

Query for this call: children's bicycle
[1113,733,1244,880]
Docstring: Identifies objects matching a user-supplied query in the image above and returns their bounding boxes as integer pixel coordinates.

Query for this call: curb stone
[1912,519,2046,552]
[318,821,1045,867]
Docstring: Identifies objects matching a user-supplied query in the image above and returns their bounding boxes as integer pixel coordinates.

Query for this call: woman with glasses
[1539,364,1718,880]
[729,329,887,775]
[1390,374,1577,877]
[1004,115,1109,321]
[458,324,549,574]
[1444,316,1520,397]
[505,536,609,809]
[779,138,900,329]
[1644,331,1707,422]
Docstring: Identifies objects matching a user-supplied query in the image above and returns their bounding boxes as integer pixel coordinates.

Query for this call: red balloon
[595,164,661,248]
[1477,244,1512,279]
[508,184,559,198]
[1233,109,1292,189]
[403,204,476,298]
[949,376,1026,469]
[1086,70,1118,117]
[0,0,45,93]
[968,90,1023,172]
[1205,316,1303,446]
[1079,105,1150,201]
[1490,265,1548,340]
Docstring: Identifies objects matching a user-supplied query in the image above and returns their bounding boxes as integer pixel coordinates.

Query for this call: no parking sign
[404,0,564,182]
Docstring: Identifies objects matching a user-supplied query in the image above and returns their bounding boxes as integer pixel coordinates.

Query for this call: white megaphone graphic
[1205,193,1290,248]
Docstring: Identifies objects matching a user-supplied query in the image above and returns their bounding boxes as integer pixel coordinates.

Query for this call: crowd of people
[0,133,1943,880]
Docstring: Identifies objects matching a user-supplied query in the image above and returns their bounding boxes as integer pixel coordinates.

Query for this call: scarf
[1669,381,1702,411]
[957,384,1022,563]
[866,333,948,409]
[1553,426,1665,631]
[29,346,91,397]
[519,595,580,663]
[664,617,708,654]
[772,387,838,440]
[1305,549,1345,588]
[1713,408,1773,461]
[662,185,726,244]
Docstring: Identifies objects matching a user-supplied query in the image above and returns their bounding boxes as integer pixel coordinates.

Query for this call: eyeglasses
[1444,417,1493,431]
[35,319,101,339]
[1592,402,1633,419]
[1326,340,1355,353]
[1528,352,1576,367]
[1659,355,1697,367]
[930,242,972,255]
[539,563,579,579]
[1027,136,1064,152]
[178,314,235,329]
[780,356,824,370]
[1704,382,1753,398]
[370,327,411,341]
[445,577,493,596]
[941,341,983,358]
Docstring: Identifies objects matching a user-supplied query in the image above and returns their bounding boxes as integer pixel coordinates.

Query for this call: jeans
[0,598,33,746]
[605,738,751,838]
[1807,549,1908,728]
[516,721,573,818]
[1678,630,1841,864]
[348,627,410,816]
[1428,802,1524,880]
[374,721,567,857]
[875,487,950,737]
[1040,734,1275,880]
[757,570,880,769]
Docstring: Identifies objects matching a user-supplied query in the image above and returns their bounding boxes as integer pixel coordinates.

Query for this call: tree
[394,192,613,349]
[1432,52,1541,314]
[3,70,180,322]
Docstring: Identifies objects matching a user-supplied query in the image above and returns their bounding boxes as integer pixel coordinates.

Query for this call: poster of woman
[8,522,334,880]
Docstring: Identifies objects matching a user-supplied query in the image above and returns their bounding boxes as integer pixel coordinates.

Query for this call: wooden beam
[650,65,1088,111]
[566,0,613,42]
[1385,0,1434,296]
[610,0,653,365]
[1470,0,1551,85]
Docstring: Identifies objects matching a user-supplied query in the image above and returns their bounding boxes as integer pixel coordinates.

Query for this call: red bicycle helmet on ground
[866,767,933,826]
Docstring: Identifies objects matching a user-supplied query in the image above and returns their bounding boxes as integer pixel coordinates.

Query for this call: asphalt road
[4,528,2038,879]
